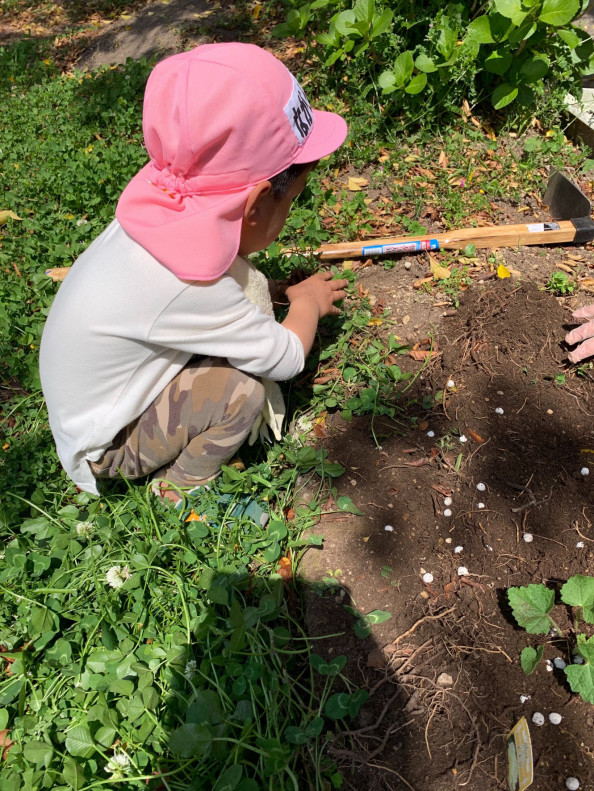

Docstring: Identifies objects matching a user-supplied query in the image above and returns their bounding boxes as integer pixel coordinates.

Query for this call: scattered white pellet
[443,509,452,517]
[384,525,394,532]
[553,657,566,670]
[459,434,468,443]
[549,712,562,725]
[576,541,585,549]
[523,533,533,543]
[454,545,464,554]
[447,379,455,389]
[445,537,452,544]
[566,778,580,791]
[426,430,435,438]
[531,712,545,726]
[550,627,558,636]
[581,467,590,476]
[422,573,434,584]
[457,566,469,576]
[573,655,584,665]
[495,407,504,414]
[476,482,486,491]
[519,695,531,704]
[545,659,553,672]
[444,496,453,506]
[477,502,485,509]
[485,544,493,552]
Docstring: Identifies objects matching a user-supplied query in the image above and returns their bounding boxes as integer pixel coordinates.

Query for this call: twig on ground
[390,606,457,646]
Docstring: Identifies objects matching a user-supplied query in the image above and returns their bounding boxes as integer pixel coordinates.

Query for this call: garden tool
[314,170,594,260]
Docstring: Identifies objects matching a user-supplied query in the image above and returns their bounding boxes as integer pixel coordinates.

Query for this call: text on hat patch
[284,77,313,146]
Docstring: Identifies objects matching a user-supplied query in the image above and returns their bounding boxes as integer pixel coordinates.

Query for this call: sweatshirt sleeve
[147,273,305,381]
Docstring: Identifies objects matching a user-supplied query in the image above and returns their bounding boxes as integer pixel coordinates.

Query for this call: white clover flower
[296,415,314,433]
[106,565,131,589]
[76,218,88,226]
[184,660,198,680]
[106,751,131,776]
[75,521,95,538]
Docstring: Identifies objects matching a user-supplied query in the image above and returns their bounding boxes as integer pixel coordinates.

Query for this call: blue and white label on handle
[362,239,440,256]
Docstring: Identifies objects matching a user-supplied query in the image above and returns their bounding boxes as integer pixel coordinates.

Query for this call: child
[39,42,348,502]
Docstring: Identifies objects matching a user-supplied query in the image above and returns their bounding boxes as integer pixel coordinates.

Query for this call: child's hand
[285,271,348,319]
[565,304,594,363]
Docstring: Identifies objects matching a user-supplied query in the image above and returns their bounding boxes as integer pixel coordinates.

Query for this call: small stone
[546,408,554,415]
[573,655,585,665]
[402,315,410,325]
[545,659,553,672]
[476,482,486,491]
[477,502,485,509]
[576,541,585,548]
[523,533,533,543]
[404,261,412,270]
[427,430,435,438]
[384,525,394,532]
[553,657,566,669]
[531,712,545,726]
[496,390,504,395]
[519,695,531,704]
[495,407,504,414]
[549,712,562,725]
[436,672,453,688]
[445,537,452,544]
[422,572,434,584]
[454,545,463,554]
[565,778,580,791]
[457,566,469,576]
[447,379,455,389]
[444,496,452,506]
[581,467,590,476]
[443,509,452,517]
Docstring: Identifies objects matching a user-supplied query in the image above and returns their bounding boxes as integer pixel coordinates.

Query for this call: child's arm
[281,271,347,356]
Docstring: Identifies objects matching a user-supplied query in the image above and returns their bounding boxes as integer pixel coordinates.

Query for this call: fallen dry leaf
[409,349,438,360]
[579,278,594,292]
[0,730,13,760]
[347,176,369,191]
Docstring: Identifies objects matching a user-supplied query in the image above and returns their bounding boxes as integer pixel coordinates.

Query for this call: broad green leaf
[186,690,224,725]
[354,618,372,639]
[519,55,550,83]
[565,635,594,703]
[284,726,308,745]
[267,521,288,541]
[336,495,364,515]
[437,23,458,59]
[305,717,324,738]
[325,692,351,719]
[405,73,428,94]
[169,723,213,758]
[62,757,85,790]
[45,638,72,666]
[365,609,392,625]
[310,654,347,675]
[508,585,555,633]
[466,16,494,43]
[353,0,374,24]
[484,50,513,75]
[213,764,243,791]
[0,710,8,731]
[371,8,393,38]
[561,574,594,623]
[23,740,53,767]
[94,726,116,748]
[491,83,519,110]
[540,0,579,26]
[65,726,95,759]
[393,51,414,88]
[495,0,528,24]
[378,70,396,91]
[348,688,369,717]
[334,10,357,36]
[30,606,58,635]
[557,28,580,48]
[520,645,543,674]
[415,53,437,73]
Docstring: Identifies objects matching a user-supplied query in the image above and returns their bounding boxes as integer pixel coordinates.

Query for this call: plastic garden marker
[507,717,533,791]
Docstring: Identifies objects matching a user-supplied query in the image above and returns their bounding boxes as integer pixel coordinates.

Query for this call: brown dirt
[299,275,594,791]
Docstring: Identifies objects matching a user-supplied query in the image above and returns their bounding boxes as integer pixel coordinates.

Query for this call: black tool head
[544,170,591,220]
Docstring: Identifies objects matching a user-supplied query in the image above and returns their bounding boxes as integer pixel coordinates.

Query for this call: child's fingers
[573,304,594,321]
[565,319,594,346]
[568,336,594,364]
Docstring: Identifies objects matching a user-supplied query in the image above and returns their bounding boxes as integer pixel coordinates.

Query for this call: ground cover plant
[2,1,594,789]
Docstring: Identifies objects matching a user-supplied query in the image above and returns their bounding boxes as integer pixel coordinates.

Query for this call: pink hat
[116,42,347,280]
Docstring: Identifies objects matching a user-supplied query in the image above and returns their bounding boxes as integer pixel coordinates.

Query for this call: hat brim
[294,109,348,164]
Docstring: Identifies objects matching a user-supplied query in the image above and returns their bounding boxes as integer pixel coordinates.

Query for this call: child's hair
[269,161,317,201]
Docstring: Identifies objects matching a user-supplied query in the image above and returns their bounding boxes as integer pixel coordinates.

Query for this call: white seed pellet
[447,379,455,388]
[454,545,464,554]
[444,496,452,506]
[545,659,553,672]
[459,434,468,443]
[384,525,394,532]
[443,509,452,517]
[581,467,590,476]
[495,407,504,414]
[523,533,533,543]
[445,537,452,544]
[553,657,566,669]
[457,566,469,576]
[549,712,562,725]
[565,778,580,791]
[477,502,485,509]
[426,430,435,438]
[573,655,584,665]
[476,482,486,491]
[531,712,545,726]
[576,541,585,548]
[519,695,531,704]
[422,573,434,584]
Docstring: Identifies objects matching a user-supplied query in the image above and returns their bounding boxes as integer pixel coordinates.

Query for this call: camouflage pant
[90,357,265,489]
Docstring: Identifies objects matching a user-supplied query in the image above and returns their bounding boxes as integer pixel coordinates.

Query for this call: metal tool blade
[543,170,591,220]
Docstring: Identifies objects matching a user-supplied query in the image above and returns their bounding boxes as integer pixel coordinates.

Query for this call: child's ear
[243,181,272,226]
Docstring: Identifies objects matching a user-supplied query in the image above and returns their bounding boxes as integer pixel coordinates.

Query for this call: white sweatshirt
[39,219,304,494]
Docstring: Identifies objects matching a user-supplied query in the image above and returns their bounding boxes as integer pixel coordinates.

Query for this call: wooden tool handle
[316,220,578,260]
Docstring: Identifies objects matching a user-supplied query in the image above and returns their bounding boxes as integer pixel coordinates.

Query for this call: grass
[2,14,594,791]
